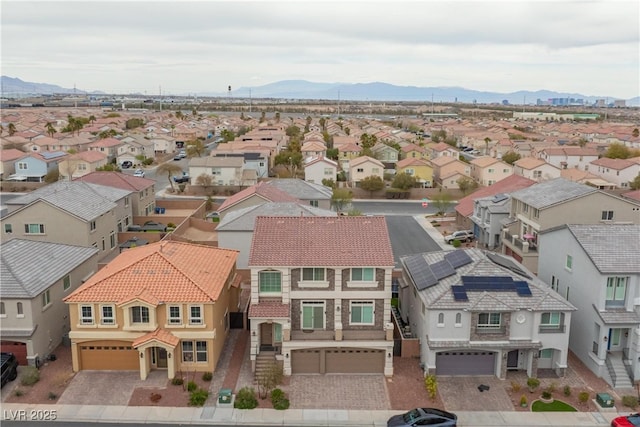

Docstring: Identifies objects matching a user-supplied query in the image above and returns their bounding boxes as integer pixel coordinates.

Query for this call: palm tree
[46,122,56,138]
[156,162,183,192]
[88,115,96,124]
[8,123,17,136]
[484,137,491,155]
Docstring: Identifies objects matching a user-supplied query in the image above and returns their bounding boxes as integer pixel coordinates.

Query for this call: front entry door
[260,323,273,350]
[157,348,168,368]
[507,350,519,370]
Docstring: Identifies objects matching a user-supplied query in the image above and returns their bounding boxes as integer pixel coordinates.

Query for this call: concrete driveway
[58,371,166,405]
[438,376,514,411]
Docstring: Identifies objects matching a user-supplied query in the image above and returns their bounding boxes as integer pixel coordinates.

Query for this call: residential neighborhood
[1,104,640,423]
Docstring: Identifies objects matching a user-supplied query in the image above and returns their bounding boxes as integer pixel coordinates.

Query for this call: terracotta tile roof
[401,143,425,153]
[64,241,239,303]
[396,158,430,168]
[337,143,361,152]
[470,156,500,167]
[542,147,599,156]
[622,189,640,202]
[248,302,290,318]
[591,157,636,170]
[431,142,452,152]
[430,156,457,166]
[218,181,299,211]
[71,150,108,163]
[0,148,27,161]
[132,328,180,348]
[350,156,384,167]
[455,174,535,217]
[75,171,155,191]
[88,137,123,148]
[514,157,546,169]
[249,216,394,267]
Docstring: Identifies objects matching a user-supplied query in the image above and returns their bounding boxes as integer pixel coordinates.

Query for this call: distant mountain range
[2,75,638,106]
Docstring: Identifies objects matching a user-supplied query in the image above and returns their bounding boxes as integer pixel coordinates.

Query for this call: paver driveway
[288,374,390,410]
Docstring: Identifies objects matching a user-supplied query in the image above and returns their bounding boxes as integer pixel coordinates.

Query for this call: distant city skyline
[2,1,639,99]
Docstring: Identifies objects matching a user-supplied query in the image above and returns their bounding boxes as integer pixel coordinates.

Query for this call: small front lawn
[532,399,577,412]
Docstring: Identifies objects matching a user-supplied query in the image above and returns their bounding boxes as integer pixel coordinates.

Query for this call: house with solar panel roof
[398,248,576,379]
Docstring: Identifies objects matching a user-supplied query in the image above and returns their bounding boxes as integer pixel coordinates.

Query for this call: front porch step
[254,351,277,384]
[606,354,633,389]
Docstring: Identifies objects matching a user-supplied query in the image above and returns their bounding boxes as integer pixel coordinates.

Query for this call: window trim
[477,312,501,328]
[131,305,150,324]
[301,301,325,330]
[63,275,71,291]
[42,289,51,308]
[565,255,573,271]
[25,223,45,235]
[80,305,94,325]
[100,305,115,325]
[348,267,376,287]
[168,305,182,325]
[258,270,282,293]
[189,305,203,325]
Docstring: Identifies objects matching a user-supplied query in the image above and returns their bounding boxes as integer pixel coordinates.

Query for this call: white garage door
[436,351,496,375]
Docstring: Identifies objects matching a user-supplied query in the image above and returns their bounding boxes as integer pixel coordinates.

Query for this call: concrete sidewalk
[0,403,620,425]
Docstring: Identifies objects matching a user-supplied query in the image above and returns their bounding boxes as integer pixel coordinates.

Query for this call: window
[405,168,415,176]
[503,168,510,173]
[17,302,23,316]
[302,301,324,329]
[182,341,194,362]
[437,313,444,326]
[309,200,319,207]
[259,271,282,293]
[196,341,207,362]
[356,168,364,173]
[455,313,462,326]
[4,224,12,234]
[302,268,325,281]
[324,168,333,175]
[606,277,627,306]
[25,224,45,234]
[565,255,573,271]
[540,312,561,328]
[350,301,374,325]
[189,305,202,325]
[90,220,96,231]
[533,170,542,178]
[63,275,71,290]
[478,312,501,328]
[488,168,494,173]
[124,197,129,207]
[101,306,114,324]
[211,167,221,175]
[532,208,539,218]
[601,210,614,221]
[42,289,51,307]
[539,348,553,359]
[131,306,149,323]
[522,204,529,213]
[351,268,374,281]
[17,162,27,170]
[0,302,5,316]
[110,231,116,249]
[168,306,181,325]
[80,305,93,324]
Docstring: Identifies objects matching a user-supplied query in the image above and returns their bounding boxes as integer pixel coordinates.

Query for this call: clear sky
[2,0,639,99]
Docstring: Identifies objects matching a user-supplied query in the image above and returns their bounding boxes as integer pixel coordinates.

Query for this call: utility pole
[338,90,341,117]
[159,85,162,111]
[249,89,252,114]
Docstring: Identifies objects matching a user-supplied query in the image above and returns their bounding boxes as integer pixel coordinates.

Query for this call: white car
[444,230,475,244]
[133,169,145,178]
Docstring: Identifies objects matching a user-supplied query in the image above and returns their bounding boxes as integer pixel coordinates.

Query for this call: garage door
[325,349,384,374]
[1,341,27,365]
[436,351,496,375]
[291,349,321,374]
[79,341,138,370]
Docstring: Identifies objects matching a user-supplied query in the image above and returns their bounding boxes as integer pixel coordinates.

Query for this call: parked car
[387,408,457,427]
[141,221,167,232]
[612,413,640,427]
[1,352,19,388]
[133,169,145,178]
[173,150,187,161]
[444,230,474,244]
[121,161,133,169]
[173,171,190,183]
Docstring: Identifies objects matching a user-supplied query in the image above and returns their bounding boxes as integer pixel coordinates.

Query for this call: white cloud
[1,0,638,98]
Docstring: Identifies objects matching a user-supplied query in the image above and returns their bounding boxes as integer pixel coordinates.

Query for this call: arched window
[455,313,462,325]
[17,302,23,315]
[438,313,444,325]
[0,302,5,315]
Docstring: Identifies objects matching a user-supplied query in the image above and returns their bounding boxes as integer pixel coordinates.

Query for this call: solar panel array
[430,259,456,280]
[486,252,531,279]
[404,254,438,290]
[444,250,473,268]
[452,275,533,301]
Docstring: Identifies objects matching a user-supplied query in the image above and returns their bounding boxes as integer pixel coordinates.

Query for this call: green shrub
[520,395,527,407]
[202,372,213,381]
[188,389,209,406]
[48,392,57,400]
[451,239,461,248]
[171,377,184,386]
[21,367,40,386]
[14,389,24,397]
[622,395,638,408]
[167,222,176,228]
[271,388,289,410]
[541,390,552,400]
[563,385,571,397]
[424,374,437,400]
[234,386,258,409]
[547,382,557,393]
[578,391,590,404]
[526,377,540,391]
[187,381,197,392]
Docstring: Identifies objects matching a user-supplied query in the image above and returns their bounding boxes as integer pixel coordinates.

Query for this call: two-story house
[58,151,109,180]
[301,140,327,161]
[0,149,27,180]
[304,156,338,185]
[513,157,561,182]
[395,158,433,188]
[247,216,395,377]
[469,157,513,186]
[1,181,133,262]
[337,143,362,171]
[431,156,471,190]
[538,225,640,388]
[502,178,640,275]
[348,156,385,187]
[64,241,240,380]
[400,143,427,160]
[189,156,244,186]
[469,194,512,249]
[399,248,575,378]
[88,137,124,162]
[537,146,599,171]
[1,239,98,366]
[75,171,157,218]
[264,179,333,210]
[371,143,399,164]
[590,157,640,189]
[11,151,68,182]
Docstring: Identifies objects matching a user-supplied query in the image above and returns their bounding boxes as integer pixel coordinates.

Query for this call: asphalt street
[385,215,444,267]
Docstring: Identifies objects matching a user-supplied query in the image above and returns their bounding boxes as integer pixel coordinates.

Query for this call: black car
[387,408,457,427]
[1,352,19,388]
[121,161,133,169]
